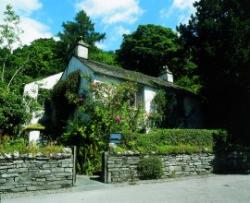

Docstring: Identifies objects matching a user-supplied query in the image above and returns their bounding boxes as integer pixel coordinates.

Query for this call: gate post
[102,152,108,183]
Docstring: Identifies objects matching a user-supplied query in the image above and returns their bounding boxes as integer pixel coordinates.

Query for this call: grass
[0,137,64,155]
[114,144,212,154]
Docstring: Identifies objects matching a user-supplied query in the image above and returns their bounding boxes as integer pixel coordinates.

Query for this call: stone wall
[103,153,214,183]
[0,151,73,193]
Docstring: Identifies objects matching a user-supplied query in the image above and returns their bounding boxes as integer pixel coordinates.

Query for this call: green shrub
[138,157,163,180]
[119,129,227,154]
[0,84,31,136]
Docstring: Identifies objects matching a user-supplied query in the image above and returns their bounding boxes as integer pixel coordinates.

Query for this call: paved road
[2,175,250,203]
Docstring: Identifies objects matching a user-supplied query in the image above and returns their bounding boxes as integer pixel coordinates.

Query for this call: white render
[30,111,44,124]
[36,72,63,89]
[24,72,63,93]
[167,73,173,83]
[158,66,174,83]
[23,83,39,99]
[29,130,40,143]
[144,87,157,115]
[77,45,88,59]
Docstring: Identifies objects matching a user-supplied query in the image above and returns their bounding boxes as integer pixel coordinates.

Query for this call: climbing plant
[46,71,145,174]
[41,71,81,139]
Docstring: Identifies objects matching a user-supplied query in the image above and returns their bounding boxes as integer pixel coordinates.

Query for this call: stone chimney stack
[75,38,89,59]
[158,65,173,83]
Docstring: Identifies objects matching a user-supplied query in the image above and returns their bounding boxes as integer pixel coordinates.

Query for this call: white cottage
[62,40,175,116]
[23,40,204,142]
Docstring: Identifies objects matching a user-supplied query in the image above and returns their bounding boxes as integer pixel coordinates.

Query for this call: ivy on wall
[41,71,81,139]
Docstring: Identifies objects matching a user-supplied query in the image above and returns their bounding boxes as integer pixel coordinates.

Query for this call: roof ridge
[76,56,180,89]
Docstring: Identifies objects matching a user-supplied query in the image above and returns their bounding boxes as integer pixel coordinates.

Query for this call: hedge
[117,129,227,154]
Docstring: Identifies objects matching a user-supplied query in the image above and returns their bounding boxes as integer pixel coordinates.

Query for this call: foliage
[118,129,227,154]
[137,156,163,180]
[0,18,39,136]
[0,83,30,136]
[10,38,65,80]
[42,71,81,138]
[117,24,179,77]
[0,4,23,84]
[0,136,63,155]
[91,81,146,134]
[175,75,202,94]
[177,0,250,144]
[89,47,121,67]
[116,24,200,93]
[62,120,105,175]
[58,10,105,62]
[0,4,22,51]
[37,88,51,106]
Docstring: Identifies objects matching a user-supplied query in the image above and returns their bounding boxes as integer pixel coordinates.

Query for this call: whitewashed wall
[144,86,157,114]
[23,72,63,142]
[61,57,93,79]
[24,72,63,99]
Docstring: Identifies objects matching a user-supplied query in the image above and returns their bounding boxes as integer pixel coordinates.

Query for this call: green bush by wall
[137,156,163,180]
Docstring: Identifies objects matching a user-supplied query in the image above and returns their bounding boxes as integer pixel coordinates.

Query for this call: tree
[178,0,250,143]
[9,38,64,80]
[0,5,33,136]
[89,47,121,67]
[0,4,22,83]
[58,10,105,62]
[117,24,180,76]
[116,24,200,92]
[0,83,30,136]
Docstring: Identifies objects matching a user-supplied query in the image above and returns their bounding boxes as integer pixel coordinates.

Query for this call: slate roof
[76,56,182,90]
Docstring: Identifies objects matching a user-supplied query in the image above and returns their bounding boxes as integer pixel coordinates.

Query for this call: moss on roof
[77,56,182,90]
[22,123,45,131]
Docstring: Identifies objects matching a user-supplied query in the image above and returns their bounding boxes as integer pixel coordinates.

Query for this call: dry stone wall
[103,153,214,183]
[0,151,73,193]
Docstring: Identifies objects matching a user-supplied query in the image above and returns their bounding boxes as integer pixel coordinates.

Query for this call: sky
[0,0,196,51]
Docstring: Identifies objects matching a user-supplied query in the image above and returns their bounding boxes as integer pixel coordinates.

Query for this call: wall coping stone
[109,151,214,156]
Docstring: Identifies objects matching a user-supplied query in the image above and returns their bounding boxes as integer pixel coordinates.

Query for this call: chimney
[75,38,89,59]
[158,65,173,83]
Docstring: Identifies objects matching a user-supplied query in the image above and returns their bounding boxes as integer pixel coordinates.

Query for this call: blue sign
[109,133,122,144]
